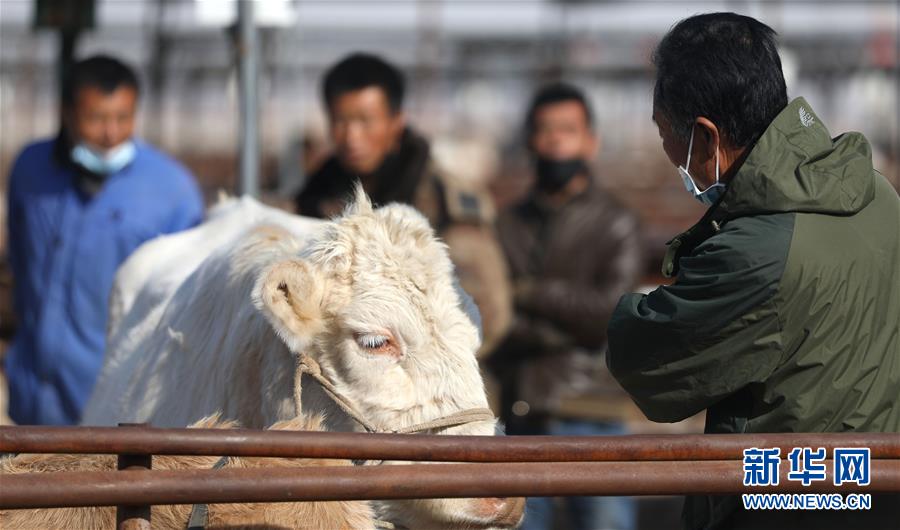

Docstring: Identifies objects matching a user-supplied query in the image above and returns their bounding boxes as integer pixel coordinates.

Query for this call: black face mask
[534,157,587,193]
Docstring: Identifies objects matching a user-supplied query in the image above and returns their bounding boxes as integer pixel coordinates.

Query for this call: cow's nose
[475,496,526,528]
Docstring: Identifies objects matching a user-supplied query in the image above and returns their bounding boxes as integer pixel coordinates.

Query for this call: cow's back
[82,197,324,426]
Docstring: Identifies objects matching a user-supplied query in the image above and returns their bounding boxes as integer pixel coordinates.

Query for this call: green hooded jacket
[607,98,900,529]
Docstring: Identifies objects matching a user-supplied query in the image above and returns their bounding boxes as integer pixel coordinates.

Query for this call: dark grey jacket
[608,98,900,529]
[494,184,643,422]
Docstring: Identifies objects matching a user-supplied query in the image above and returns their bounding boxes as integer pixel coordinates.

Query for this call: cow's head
[254,187,523,529]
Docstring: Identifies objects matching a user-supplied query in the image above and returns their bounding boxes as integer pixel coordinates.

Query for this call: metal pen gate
[2,425,899,529]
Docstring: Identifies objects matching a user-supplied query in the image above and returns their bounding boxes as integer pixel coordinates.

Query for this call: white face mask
[71,140,136,175]
[678,127,726,206]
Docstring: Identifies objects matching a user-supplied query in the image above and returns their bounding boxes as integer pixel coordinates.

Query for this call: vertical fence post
[237,0,259,198]
[116,423,152,530]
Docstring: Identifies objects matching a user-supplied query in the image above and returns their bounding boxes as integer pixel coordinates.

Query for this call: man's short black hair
[62,55,140,107]
[525,82,594,137]
[653,12,788,148]
[322,53,405,114]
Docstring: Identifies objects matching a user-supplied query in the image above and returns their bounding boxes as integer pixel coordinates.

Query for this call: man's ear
[586,129,600,160]
[390,110,407,144]
[253,259,329,353]
[695,116,721,159]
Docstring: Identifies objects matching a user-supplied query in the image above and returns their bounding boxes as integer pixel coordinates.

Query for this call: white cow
[83,188,523,529]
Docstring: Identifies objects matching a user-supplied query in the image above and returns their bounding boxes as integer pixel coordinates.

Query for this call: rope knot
[299,354,322,377]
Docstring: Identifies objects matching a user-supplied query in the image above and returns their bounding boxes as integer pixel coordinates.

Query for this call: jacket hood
[718,97,875,218]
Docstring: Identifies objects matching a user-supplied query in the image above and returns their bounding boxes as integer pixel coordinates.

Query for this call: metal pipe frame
[114,424,152,530]
[2,426,899,462]
[3,460,899,509]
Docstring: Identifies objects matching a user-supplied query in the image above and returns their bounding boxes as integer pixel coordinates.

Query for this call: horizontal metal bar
[2,426,898,462]
[3,460,898,509]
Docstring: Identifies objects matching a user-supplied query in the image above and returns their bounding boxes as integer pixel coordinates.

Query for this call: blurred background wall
[0,1,896,523]
[1,0,897,273]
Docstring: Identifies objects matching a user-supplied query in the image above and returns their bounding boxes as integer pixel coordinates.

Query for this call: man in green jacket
[607,12,899,529]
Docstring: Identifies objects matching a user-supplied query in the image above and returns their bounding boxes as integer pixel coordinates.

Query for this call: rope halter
[293,353,496,435]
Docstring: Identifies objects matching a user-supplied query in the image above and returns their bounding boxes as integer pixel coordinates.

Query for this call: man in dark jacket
[607,13,899,529]
[492,83,643,530]
[296,53,511,355]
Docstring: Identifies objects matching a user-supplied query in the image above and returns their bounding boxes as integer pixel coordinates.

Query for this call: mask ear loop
[695,130,721,192]
[714,144,720,185]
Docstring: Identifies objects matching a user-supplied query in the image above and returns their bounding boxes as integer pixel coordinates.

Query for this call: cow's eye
[355,333,390,351]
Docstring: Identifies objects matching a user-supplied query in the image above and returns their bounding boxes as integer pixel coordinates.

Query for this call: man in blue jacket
[4,55,204,425]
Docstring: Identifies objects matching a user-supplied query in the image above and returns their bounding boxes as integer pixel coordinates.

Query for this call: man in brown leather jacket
[489,83,643,530]
[295,53,511,355]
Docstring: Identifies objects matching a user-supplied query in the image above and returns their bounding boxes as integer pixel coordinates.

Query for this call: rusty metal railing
[2,425,899,529]
[4,460,899,509]
[3,425,899,461]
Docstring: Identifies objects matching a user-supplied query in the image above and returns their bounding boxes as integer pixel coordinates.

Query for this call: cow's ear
[253,259,328,353]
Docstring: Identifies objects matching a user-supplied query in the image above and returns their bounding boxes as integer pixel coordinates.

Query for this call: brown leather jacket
[295,128,512,356]
[491,183,642,423]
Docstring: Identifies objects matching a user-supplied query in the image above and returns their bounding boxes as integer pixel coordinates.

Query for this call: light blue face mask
[678,127,726,206]
[71,140,136,175]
